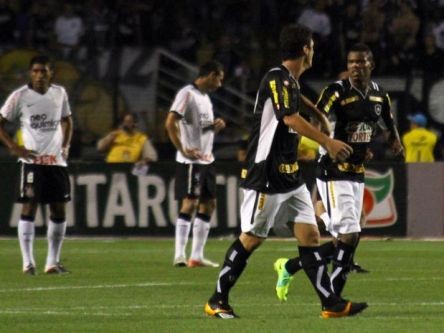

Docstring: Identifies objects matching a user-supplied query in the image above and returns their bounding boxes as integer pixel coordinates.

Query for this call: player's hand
[10,146,37,160]
[213,118,226,132]
[182,148,202,160]
[325,138,353,162]
[391,140,404,158]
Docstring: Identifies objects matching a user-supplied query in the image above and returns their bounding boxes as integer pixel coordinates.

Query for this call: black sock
[350,234,360,264]
[298,246,340,308]
[331,241,355,297]
[209,238,251,304]
[286,241,336,275]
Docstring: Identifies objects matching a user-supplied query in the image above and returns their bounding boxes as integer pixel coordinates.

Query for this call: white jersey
[0,84,72,166]
[170,83,215,165]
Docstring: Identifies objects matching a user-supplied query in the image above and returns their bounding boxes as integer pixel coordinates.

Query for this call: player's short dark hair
[348,43,374,64]
[279,24,313,60]
[198,60,224,77]
[29,55,54,70]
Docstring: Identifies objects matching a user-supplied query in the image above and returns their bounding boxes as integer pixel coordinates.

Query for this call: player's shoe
[173,256,187,267]
[23,264,37,276]
[350,262,370,273]
[321,300,368,318]
[44,263,70,274]
[204,300,238,319]
[187,258,220,268]
[273,258,294,302]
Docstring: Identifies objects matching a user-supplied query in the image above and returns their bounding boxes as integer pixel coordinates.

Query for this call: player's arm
[283,114,352,162]
[165,111,201,160]
[301,94,331,135]
[0,115,37,159]
[381,93,404,157]
[61,115,73,159]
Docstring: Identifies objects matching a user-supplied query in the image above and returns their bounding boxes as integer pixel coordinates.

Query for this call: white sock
[174,218,191,260]
[190,217,211,261]
[46,220,66,267]
[18,220,35,269]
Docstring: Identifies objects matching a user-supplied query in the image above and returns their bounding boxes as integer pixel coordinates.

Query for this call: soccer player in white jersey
[165,60,225,268]
[0,55,73,275]
[204,24,367,319]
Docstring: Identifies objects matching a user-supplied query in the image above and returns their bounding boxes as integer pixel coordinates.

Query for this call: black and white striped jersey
[316,78,396,182]
[240,65,305,194]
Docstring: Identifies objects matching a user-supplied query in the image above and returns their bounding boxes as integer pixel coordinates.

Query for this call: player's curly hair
[279,24,313,60]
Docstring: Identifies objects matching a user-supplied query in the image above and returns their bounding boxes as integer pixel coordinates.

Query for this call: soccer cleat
[173,256,187,267]
[23,264,37,276]
[187,258,219,268]
[350,262,370,273]
[204,301,238,319]
[273,258,294,302]
[321,300,368,318]
[45,263,70,274]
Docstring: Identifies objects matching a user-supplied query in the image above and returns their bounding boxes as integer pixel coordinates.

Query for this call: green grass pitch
[0,238,443,333]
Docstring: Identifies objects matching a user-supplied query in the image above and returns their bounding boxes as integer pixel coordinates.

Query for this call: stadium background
[0,0,444,237]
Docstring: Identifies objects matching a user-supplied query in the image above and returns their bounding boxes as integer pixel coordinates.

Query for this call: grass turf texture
[0,238,443,333]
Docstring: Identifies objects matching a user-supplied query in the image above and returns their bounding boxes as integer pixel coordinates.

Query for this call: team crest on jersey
[374,104,382,116]
[283,80,289,87]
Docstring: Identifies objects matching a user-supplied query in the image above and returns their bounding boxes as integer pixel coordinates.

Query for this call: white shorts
[240,185,317,238]
[316,179,364,237]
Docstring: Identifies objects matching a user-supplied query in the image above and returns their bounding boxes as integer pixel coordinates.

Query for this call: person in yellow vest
[402,113,437,162]
[97,113,158,167]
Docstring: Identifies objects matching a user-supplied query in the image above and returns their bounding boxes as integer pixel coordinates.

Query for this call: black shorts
[174,163,216,200]
[17,163,71,203]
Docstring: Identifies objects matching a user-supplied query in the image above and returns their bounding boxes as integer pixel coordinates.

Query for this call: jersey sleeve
[0,90,20,122]
[170,88,190,118]
[61,87,72,117]
[379,92,397,135]
[315,83,341,115]
[265,71,295,120]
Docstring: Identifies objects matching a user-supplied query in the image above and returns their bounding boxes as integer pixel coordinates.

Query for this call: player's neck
[194,78,209,94]
[282,60,305,80]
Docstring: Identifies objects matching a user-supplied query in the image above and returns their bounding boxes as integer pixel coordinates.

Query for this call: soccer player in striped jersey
[205,24,367,319]
[0,55,73,275]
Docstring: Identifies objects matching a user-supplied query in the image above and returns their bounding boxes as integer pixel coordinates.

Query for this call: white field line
[1,275,443,294]
[0,302,444,317]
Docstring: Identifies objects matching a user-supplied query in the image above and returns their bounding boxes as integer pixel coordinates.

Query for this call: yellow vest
[402,128,437,162]
[106,130,147,163]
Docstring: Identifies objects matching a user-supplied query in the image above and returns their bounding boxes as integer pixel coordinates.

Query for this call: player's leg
[44,166,71,274]
[205,190,275,318]
[173,163,198,266]
[289,185,367,317]
[189,164,218,267]
[45,202,69,274]
[19,202,38,275]
[17,163,39,275]
[328,181,363,296]
[350,209,369,273]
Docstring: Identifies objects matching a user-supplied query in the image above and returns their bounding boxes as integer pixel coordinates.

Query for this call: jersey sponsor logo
[346,122,373,143]
[30,114,60,132]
